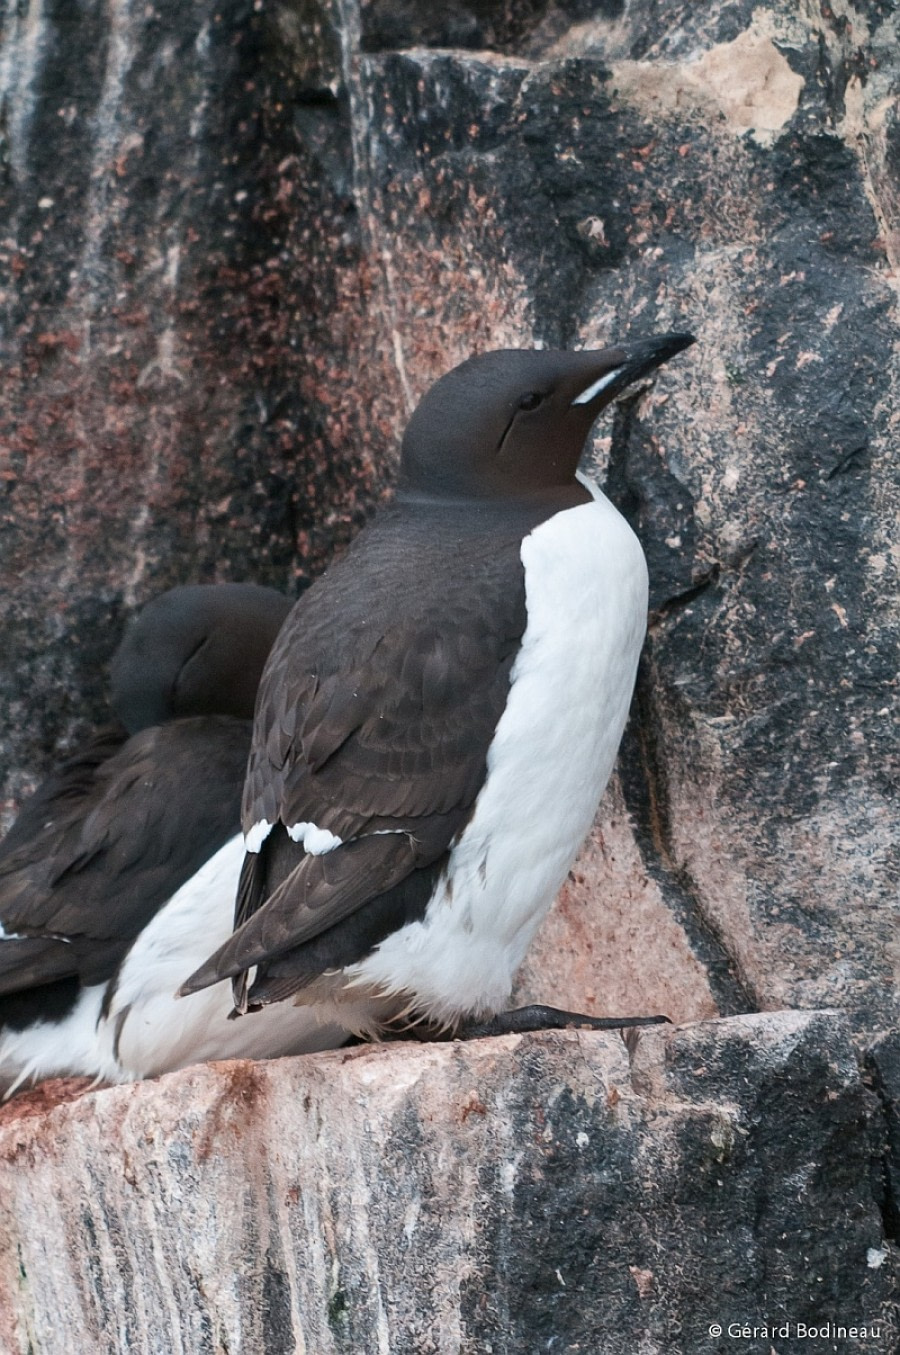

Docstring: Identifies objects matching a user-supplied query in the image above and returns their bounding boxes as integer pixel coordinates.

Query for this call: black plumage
[199,494,569,1011]
[181,339,694,1022]
[0,584,291,1032]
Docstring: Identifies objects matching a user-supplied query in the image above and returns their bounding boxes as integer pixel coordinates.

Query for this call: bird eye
[518,391,544,411]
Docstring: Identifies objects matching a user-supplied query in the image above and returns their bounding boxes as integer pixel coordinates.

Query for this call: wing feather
[205,502,542,996]
[0,716,250,990]
[180,831,419,993]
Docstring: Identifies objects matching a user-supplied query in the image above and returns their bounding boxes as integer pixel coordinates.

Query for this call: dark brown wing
[0,937,77,998]
[249,608,519,841]
[182,500,536,995]
[0,725,128,860]
[183,831,420,996]
[0,715,250,990]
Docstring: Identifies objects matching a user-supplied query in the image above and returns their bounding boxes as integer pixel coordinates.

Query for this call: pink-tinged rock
[515,776,721,1025]
[0,1012,895,1354]
[1,6,898,1333]
[2,0,896,1051]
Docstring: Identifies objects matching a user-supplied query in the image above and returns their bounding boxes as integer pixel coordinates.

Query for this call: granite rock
[0,2,898,1343]
[0,1012,896,1354]
[1,0,895,1042]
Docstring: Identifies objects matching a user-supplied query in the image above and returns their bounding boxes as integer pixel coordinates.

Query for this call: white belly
[102,835,353,1080]
[0,982,108,1096]
[352,484,649,1024]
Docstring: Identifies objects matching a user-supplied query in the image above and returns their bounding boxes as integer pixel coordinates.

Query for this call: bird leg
[455,1004,670,1039]
[368,1004,671,1045]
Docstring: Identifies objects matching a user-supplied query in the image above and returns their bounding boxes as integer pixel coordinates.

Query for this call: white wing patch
[245,818,273,854]
[246,818,342,855]
[286,822,343,854]
[0,920,70,944]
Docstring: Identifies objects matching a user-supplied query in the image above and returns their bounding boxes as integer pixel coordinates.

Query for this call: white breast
[351,482,649,1024]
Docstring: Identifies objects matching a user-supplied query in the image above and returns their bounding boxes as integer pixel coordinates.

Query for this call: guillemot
[181,338,695,1037]
[0,583,354,1091]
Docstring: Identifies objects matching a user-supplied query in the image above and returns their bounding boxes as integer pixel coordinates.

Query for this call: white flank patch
[245,818,273,853]
[103,834,351,1080]
[286,821,343,854]
[571,367,625,405]
[352,476,649,1025]
[1,984,107,1096]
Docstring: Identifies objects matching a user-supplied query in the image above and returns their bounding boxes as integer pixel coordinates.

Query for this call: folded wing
[181,512,530,1002]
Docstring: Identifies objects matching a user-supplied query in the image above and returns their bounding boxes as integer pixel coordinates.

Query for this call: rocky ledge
[0,1010,896,1354]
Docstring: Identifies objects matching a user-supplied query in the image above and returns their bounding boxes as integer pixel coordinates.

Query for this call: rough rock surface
[1,0,896,1043]
[0,1012,897,1354]
[336,0,900,1038]
[1,1,898,1345]
[0,0,382,815]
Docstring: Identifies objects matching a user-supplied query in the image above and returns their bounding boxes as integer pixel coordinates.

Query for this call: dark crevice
[618,658,760,1018]
[293,89,341,108]
[825,442,869,479]
[864,1039,900,1245]
[602,394,641,522]
[650,565,721,623]
[605,387,757,1016]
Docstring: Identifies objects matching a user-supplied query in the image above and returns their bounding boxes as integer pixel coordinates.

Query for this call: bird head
[399,334,695,500]
[110,583,293,733]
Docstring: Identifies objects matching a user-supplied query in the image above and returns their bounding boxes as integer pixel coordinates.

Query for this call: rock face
[1,0,896,1041]
[1,0,898,1345]
[0,1013,896,1354]
[0,0,381,815]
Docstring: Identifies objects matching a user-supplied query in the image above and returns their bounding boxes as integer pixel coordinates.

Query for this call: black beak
[571,332,695,408]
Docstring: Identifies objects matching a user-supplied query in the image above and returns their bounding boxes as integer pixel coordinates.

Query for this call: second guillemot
[181,337,695,1035]
[0,584,357,1091]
